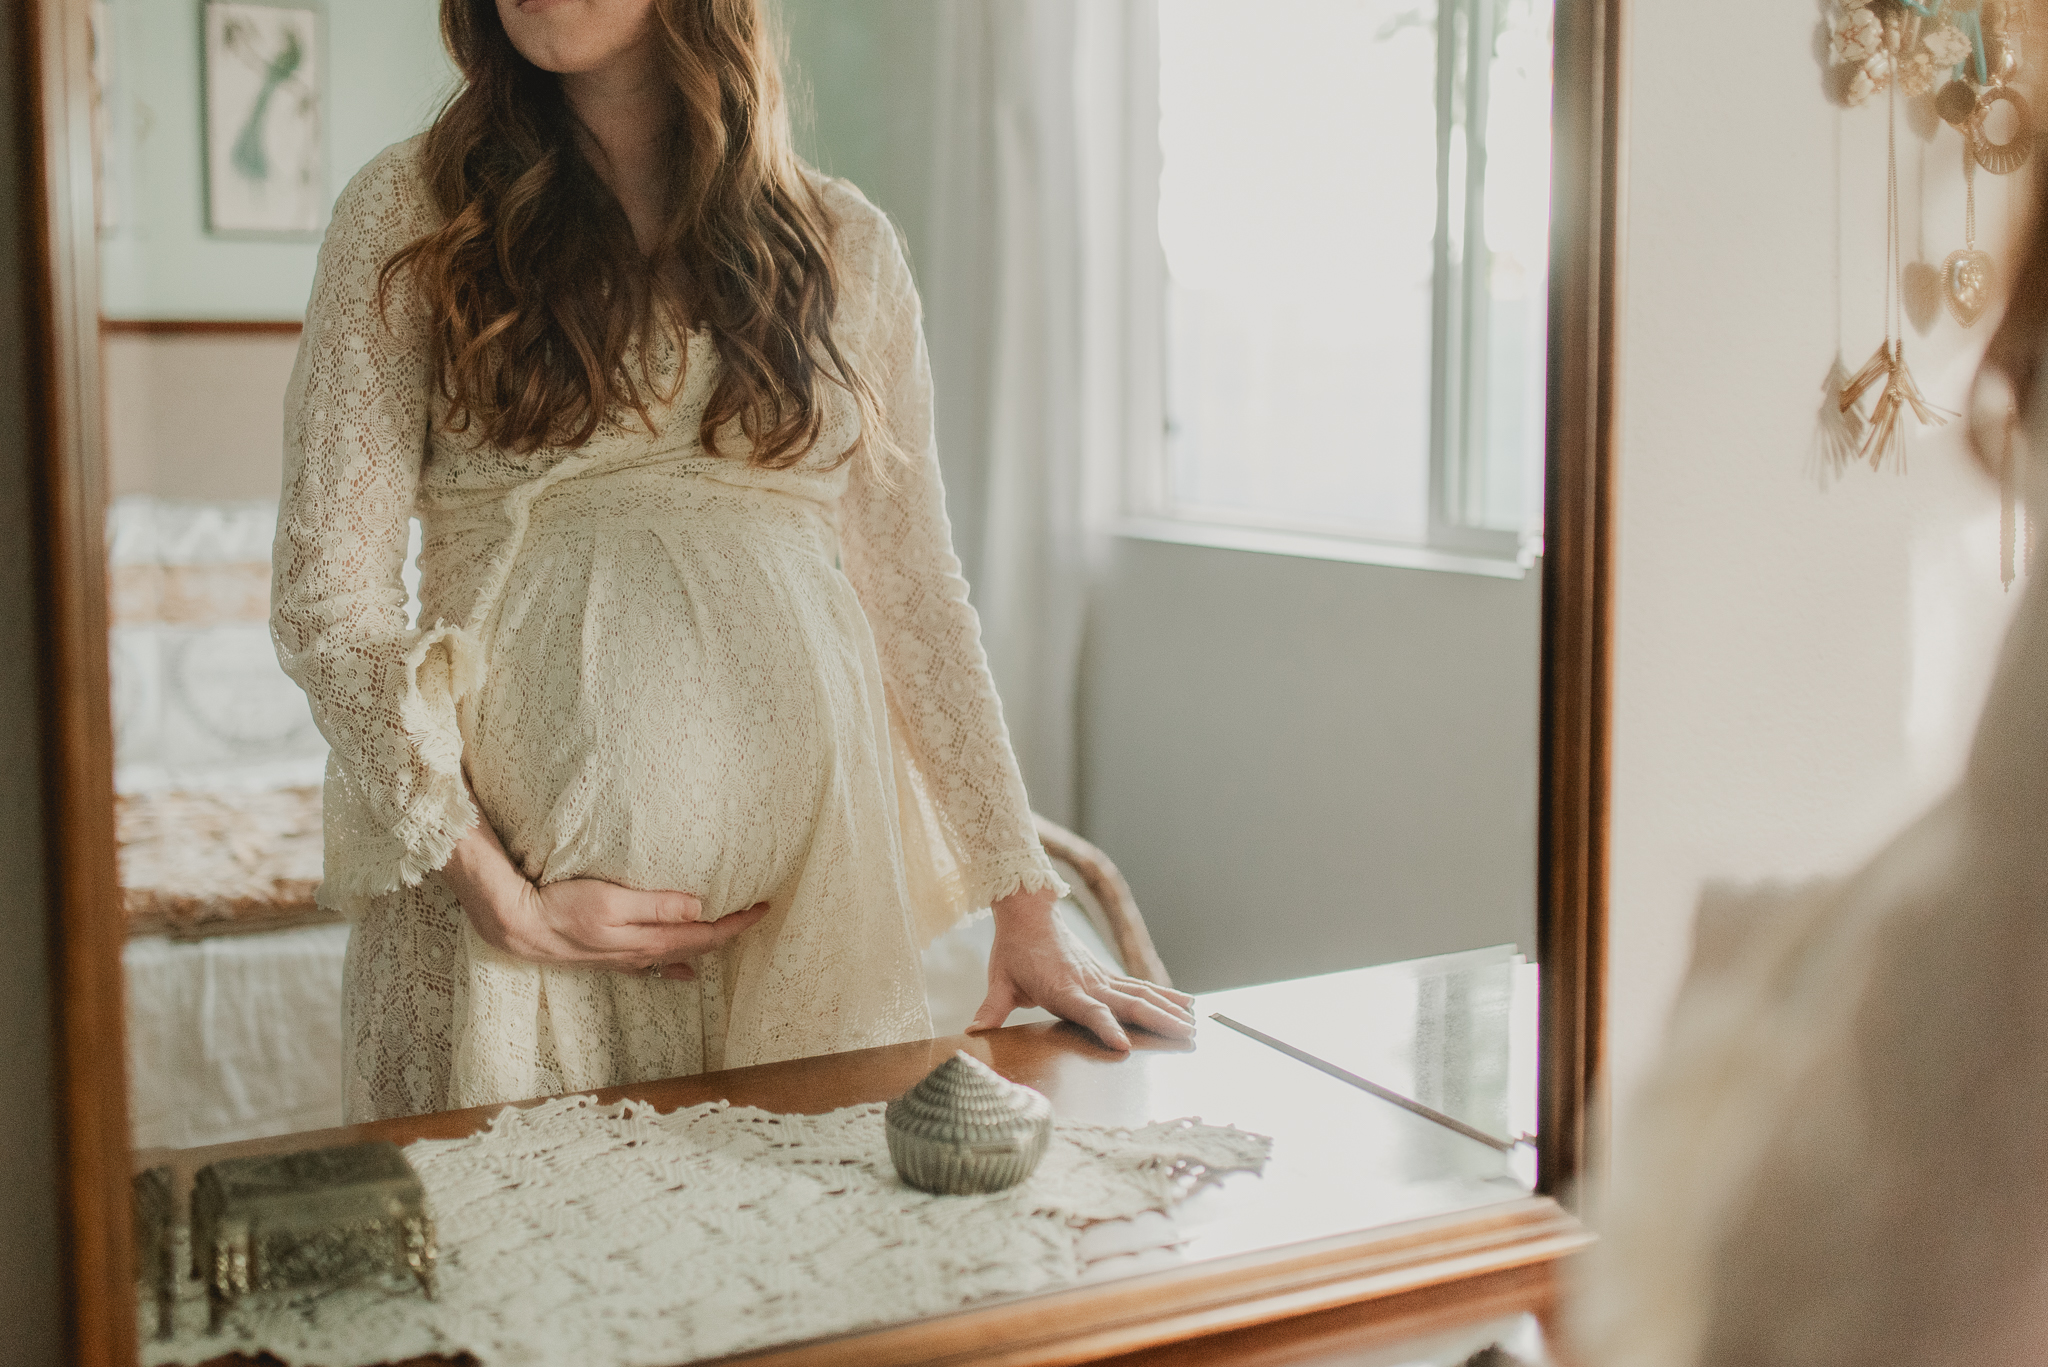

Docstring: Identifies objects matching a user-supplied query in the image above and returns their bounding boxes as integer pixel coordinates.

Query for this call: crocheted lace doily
[146,1095,1272,1367]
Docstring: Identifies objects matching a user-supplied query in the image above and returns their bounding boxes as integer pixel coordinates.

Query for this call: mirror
[39,0,1614,1358]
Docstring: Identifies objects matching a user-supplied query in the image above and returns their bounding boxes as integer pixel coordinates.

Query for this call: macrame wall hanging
[1822,0,2036,585]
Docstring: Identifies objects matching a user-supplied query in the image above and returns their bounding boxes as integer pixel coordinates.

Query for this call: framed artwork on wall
[202,0,323,236]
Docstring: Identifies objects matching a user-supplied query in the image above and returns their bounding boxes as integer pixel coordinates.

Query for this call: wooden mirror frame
[11,0,1621,1357]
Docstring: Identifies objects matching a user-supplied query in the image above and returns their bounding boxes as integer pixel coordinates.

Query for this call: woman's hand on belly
[440,791,769,977]
[511,880,771,977]
[969,888,1198,1050]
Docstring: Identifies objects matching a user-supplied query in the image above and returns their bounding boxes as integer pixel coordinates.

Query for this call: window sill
[1113,517,1533,581]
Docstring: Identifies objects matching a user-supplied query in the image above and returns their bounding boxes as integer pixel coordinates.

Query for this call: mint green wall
[96,0,921,321]
[778,1,938,274]
[98,0,453,321]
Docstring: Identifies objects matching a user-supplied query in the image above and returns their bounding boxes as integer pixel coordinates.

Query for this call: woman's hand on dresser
[440,801,768,977]
[970,889,1197,1050]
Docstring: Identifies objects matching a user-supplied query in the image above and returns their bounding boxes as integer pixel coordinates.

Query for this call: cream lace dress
[271,139,1064,1123]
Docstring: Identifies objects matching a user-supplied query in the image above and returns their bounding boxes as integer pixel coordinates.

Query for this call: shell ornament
[885,1051,1054,1195]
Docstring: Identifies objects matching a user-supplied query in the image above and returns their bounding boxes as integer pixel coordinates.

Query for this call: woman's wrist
[990,884,1058,929]
[439,805,536,948]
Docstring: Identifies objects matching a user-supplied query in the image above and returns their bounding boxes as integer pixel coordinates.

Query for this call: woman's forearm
[990,883,1059,926]
[439,802,532,941]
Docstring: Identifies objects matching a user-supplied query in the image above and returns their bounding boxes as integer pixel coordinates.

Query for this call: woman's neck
[560,44,669,255]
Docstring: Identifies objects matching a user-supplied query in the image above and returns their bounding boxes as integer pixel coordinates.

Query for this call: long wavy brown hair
[379,0,889,468]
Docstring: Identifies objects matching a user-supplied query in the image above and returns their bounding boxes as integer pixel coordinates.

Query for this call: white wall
[1082,539,1540,992]
[1607,3,2022,1113]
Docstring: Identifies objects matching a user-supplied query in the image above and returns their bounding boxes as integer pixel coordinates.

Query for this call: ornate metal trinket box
[885,1051,1053,1194]
[191,1140,436,1330]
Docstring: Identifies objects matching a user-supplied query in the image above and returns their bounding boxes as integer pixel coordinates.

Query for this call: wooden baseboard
[99,317,302,336]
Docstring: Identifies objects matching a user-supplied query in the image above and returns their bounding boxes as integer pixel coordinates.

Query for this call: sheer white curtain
[918,0,1129,828]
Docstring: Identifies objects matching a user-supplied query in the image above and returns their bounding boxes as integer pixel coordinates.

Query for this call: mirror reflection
[100,0,1552,1358]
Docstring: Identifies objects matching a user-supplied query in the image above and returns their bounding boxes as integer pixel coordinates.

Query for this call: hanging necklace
[1842,56,1951,470]
[1942,139,1995,326]
[1819,110,1865,476]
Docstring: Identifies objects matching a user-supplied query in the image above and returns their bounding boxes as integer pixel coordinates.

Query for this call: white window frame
[1109,0,1545,580]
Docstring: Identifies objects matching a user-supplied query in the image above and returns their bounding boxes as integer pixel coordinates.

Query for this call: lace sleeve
[270,142,478,908]
[833,189,1067,936]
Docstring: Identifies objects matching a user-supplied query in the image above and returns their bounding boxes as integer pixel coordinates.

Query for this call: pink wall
[103,331,300,501]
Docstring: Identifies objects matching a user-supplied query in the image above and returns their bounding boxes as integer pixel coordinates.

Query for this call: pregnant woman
[272,0,1194,1121]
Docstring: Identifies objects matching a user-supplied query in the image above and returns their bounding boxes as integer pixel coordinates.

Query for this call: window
[1123,0,1553,570]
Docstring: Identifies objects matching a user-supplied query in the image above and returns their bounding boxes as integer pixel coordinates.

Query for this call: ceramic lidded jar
[885,1051,1054,1194]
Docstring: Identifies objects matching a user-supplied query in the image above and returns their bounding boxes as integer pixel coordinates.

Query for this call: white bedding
[126,924,350,1150]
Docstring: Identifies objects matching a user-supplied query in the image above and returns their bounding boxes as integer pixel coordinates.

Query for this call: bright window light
[1151,0,1553,559]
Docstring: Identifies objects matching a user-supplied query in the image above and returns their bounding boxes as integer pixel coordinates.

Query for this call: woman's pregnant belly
[462,496,875,919]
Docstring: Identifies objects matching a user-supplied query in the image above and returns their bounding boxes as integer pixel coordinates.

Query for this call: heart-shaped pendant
[1943,248,1996,327]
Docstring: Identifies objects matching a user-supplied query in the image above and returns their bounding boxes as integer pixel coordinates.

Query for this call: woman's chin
[498,0,650,75]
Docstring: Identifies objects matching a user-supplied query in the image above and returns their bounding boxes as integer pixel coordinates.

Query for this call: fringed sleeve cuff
[962,854,1072,923]
[314,623,483,914]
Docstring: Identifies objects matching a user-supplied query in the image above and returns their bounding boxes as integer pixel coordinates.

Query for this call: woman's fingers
[1143,981,1196,1009]
[968,978,1021,1033]
[643,891,704,925]
[686,900,770,949]
[1095,985,1195,1040]
[517,878,777,971]
[1117,978,1196,1025]
[1052,987,1132,1052]
[595,884,704,927]
[1098,982,1196,1037]
[583,900,771,972]
[633,900,771,959]
[1115,975,1195,1009]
